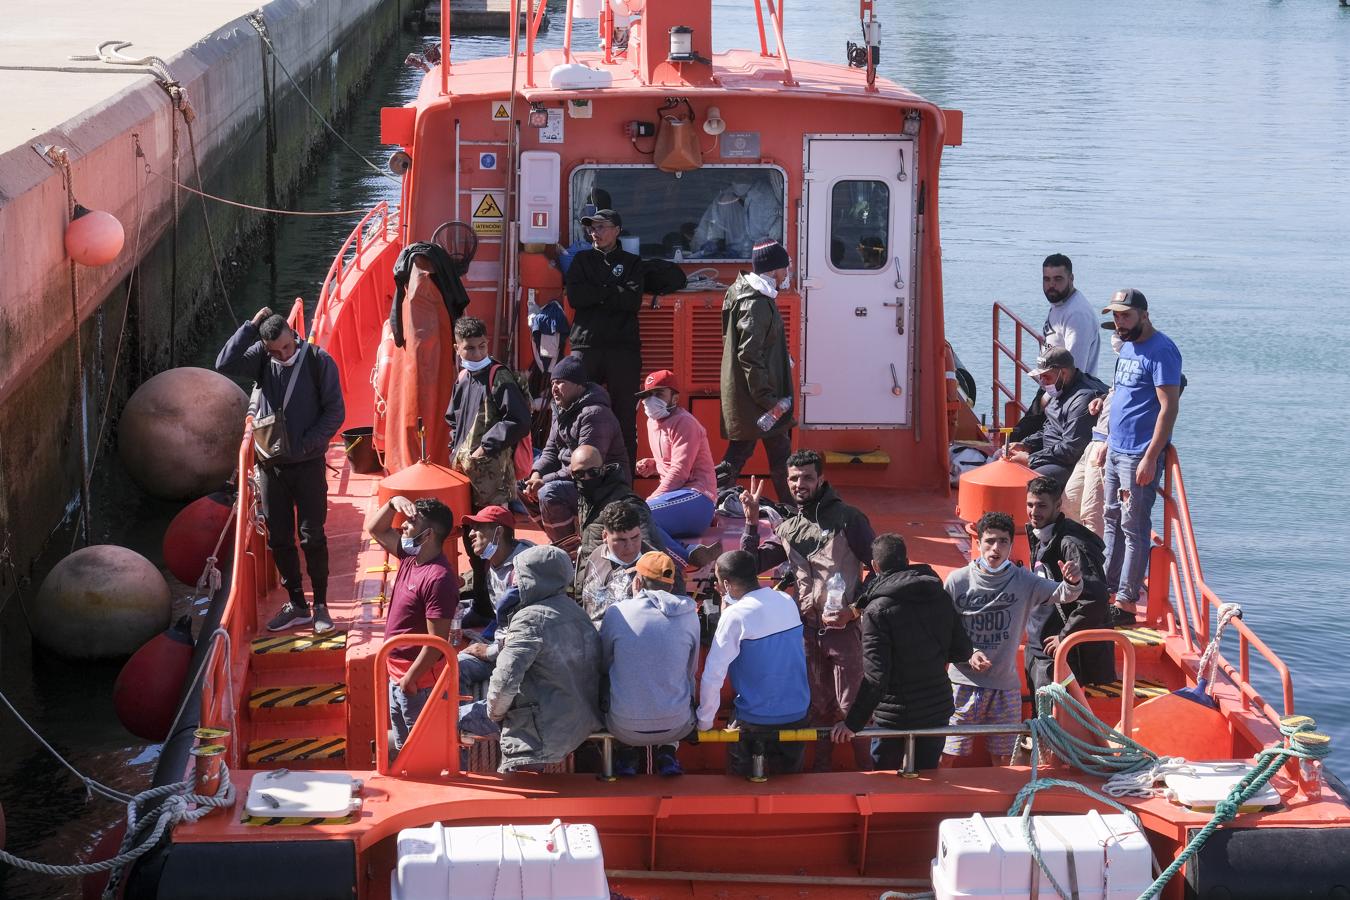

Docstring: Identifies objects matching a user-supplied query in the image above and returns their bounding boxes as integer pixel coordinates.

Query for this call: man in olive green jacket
[717,240,794,503]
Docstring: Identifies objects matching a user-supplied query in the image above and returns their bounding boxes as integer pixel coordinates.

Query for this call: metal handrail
[310,201,394,342]
[991,301,1042,431]
[373,633,460,777]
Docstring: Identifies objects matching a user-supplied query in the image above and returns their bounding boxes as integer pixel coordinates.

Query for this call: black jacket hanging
[389,242,470,347]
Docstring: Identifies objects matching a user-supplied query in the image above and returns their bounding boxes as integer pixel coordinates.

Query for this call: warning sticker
[471,189,505,236]
[491,102,510,122]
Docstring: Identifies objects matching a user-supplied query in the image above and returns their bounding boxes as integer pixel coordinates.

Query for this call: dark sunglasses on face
[573,466,604,480]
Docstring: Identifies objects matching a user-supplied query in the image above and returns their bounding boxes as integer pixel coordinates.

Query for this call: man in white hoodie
[943,511,1082,764]
[599,551,700,777]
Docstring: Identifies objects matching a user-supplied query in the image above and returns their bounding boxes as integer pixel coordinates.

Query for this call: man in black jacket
[830,534,990,771]
[564,208,644,472]
[1007,346,1108,482]
[1023,476,1116,693]
[217,307,345,633]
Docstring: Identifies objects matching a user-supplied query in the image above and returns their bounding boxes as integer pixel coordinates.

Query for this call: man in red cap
[458,505,534,698]
[635,370,719,568]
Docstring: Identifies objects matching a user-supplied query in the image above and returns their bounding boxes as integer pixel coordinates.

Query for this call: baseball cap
[635,369,681,398]
[1027,346,1076,378]
[580,208,622,228]
[635,551,676,586]
[1101,288,1148,314]
[461,505,514,529]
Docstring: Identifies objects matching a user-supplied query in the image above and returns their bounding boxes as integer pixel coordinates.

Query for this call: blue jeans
[458,699,502,737]
[1102,449,1164,608]
[458,650,495,698]
[647,489,714,565]
[388,679,432,750]
[535,479,579,543]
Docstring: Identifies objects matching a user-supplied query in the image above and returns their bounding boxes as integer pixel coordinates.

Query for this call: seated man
[364,494,460,750]
[634,370,720,569]
[600,551,700,777]
[1024,477,1115,693]
[1006,345,1108,483]
[578,500,663,623]
[698,550,811,777]
[944,512,1082,765]
[457,505,534,698]
[521,356,629,546]
[574,444,661,564]
[831,534,990,771]
[483,545,603,772]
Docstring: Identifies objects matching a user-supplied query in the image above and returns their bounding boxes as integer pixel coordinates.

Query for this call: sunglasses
[572,466,604,480]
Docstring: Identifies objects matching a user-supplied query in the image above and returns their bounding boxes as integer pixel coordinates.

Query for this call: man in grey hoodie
[599,551,699,777]
[943,511,1082,765]
[486,544,603,772]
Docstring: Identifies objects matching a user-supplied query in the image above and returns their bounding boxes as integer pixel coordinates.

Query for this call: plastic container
[392,820,607,900]
[823,572,846,629]
[931,811,1152,900]
[342,426,383,475]
[756,397,792,431]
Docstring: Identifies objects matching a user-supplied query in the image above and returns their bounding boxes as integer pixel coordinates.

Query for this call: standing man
[564,208,645,472]
[1100,289,1182,626]
[739,451,875,771]
[1005,345,1108,483]
[698,550,811,777]
[1023,477,1115,693]
[217,307,345,633]
[1042,253,1100,376]
[717,240,795,504]
[364,495,460,749]
[831,534,990,772]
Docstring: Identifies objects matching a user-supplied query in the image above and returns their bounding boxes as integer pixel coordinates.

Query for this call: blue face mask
[401,528,429,556]
[476,527,502,560]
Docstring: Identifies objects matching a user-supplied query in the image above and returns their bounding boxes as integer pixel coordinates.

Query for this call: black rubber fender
[1186,826,1350,899]
[148,840,356,899]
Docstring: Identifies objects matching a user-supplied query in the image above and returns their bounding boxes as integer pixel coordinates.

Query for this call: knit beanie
[551,355,587,385]
[752,240,790,274]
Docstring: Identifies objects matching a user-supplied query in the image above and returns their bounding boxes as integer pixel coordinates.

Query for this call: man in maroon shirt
[365,494,461,749]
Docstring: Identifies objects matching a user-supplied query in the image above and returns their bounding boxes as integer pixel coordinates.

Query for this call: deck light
[528,104,550,128]
[903,110,921,136]
[388,151,412,177]
[702,106,726,136]
[668,26,695,62]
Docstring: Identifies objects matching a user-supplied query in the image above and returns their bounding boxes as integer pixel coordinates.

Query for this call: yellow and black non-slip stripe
[250,632,348,655]
[249,683,347,709]
[246,735,347,765]
[241,813,358,827]
[1115,626,1165,647]
[1083,680,1170,700]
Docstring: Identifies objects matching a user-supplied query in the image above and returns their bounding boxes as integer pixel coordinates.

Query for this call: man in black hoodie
[830,534,989,771]
[1023,476,1116,693]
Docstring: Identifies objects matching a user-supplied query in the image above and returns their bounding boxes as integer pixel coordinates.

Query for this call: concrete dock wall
[0,0,405,592]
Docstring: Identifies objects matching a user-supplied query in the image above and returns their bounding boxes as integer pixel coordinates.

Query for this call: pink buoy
[162,490,235,586]
[65,205,125,267]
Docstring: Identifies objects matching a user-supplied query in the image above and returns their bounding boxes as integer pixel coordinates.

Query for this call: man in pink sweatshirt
[635,370,719,568]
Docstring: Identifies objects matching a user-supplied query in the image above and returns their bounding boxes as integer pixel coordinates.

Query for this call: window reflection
[829,181,889,271]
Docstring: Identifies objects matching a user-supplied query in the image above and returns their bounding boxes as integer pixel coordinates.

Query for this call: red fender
[113,617,194,741]
[162,490,234,586]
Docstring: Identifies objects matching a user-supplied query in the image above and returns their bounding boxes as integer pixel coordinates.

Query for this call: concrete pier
[0,0,404,592]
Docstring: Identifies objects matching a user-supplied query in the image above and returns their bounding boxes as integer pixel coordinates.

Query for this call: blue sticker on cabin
[480,152,498,170]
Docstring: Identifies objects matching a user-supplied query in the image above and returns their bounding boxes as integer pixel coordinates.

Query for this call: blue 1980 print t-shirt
[1108,330,1182,455]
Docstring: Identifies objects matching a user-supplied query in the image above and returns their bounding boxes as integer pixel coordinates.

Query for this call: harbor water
[2,1,1348,895]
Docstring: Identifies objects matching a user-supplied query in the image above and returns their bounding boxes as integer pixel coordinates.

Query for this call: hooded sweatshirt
[944,561,1081,691]
[697,586,810,730]
[600,589,700,736]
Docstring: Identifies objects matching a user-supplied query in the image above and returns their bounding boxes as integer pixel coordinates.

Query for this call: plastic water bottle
[673,247,684,263]
[823,572,847,629]
[451,601,466,647]
[757,397,792,432]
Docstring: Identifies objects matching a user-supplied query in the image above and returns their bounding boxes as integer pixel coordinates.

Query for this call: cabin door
[800,137,916,426]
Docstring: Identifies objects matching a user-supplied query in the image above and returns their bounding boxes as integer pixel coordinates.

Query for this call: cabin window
[569,165,786,261]
[828,180,890,271]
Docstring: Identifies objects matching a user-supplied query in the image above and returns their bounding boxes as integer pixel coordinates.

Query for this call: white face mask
[778,271,792,291]
[274,343,303,367]
[1033,524,1056,543]
[978,557,1012,574]
[642,396,672,420]
[1111,334,1125,355]
[460,355,492,372]
[1043,382,1061,400]
[401,528,430,556]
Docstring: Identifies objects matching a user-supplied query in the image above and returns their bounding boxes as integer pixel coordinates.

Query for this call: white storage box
[392,819,607,899]
[931,811,1151,900]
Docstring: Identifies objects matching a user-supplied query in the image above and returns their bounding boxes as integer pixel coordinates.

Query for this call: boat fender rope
[1196,602,1242,687]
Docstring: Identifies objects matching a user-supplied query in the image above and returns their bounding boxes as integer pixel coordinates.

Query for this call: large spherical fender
[81,821,128,900]
[118,368,248,501]
[113,616,195,741]
[30,545,171,659]
[162,490,235,586]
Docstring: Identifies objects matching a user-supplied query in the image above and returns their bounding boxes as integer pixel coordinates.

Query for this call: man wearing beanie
[565,207,645,474]
[717,239,795,503]
[522,355,630,545]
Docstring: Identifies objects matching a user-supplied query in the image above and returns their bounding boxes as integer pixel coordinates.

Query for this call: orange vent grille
[689,302,724,389]
[638,305,677,377]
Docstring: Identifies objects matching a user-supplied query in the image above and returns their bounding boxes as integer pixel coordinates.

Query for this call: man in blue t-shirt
[1100,289,1182,626]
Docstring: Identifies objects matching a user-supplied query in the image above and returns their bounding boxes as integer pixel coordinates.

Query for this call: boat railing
[989,302,1294,733]
[990,301,1042,432]
[310,201,396,342]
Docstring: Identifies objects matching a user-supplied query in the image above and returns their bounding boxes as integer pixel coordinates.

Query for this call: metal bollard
[598,736,617,782]
[901,733,919,778]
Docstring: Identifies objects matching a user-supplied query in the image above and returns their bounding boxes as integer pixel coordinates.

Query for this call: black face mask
[574,466,604,494]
